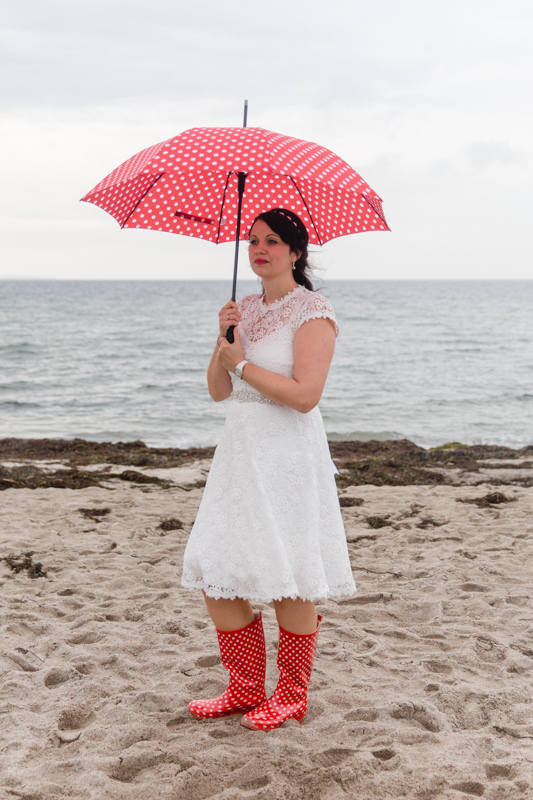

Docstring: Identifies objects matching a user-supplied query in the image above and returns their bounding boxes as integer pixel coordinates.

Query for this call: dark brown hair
[250,208,313,291]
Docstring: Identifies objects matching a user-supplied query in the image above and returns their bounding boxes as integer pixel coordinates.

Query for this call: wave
[0,343,41,355]
[0,400,41,409]
[326,430,406,442]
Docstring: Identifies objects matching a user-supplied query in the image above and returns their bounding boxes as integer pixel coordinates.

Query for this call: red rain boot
[188,612,267,719]
[241,615,322,731]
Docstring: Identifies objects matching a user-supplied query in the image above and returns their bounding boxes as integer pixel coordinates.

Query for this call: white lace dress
[181,286,356,603]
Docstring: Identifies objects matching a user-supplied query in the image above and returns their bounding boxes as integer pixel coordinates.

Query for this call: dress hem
[181,578,356,604]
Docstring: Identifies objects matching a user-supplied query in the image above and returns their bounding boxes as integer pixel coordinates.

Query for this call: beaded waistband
[231,390,278,405]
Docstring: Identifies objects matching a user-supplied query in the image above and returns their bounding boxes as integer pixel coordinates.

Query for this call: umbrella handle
[226,170,247,347]
[227,102,248,349]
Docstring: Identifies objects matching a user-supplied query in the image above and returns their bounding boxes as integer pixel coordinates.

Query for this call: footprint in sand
[195,654,220,668]
[1,650,41,673]
[236,775,272,791]
[424,659,453,675]
[315,748,355,768]
[57,707,96,731]
[133,691,175,713]
[447,693,491,730]
[66,630,103,645]
[390,701,445,732]
[372,748,397,761]
[44,667,79,688]
[344,707,379,722]
[485,763,512,779]
[474,637,507,663]
[207,727,241,739]
[451,781,486,796]
[106,743,167,783]
[112,724,159,751]
[460,583,487,593]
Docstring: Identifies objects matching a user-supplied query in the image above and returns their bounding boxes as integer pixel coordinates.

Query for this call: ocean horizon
[1,279,532,450]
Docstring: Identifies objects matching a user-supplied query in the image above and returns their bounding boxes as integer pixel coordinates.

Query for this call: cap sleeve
[296,292,339,337]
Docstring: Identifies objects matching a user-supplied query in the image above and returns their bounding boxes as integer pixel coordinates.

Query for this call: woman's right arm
[207,299,242,402]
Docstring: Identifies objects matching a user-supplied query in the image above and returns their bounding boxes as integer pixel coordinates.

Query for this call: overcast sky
[1,0,531,280]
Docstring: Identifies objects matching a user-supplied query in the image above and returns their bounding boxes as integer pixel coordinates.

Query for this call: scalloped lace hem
[181,577,356,603]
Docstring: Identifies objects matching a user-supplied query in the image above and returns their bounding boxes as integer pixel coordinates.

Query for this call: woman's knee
[272,597,317,634]
[203,593,255,631]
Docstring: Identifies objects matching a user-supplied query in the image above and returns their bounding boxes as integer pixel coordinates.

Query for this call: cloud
[2,0,531,112]
[465,141,528,168]
[1,0,532,280]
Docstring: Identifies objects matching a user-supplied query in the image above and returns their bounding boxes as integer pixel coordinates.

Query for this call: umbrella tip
[243,100,248,128]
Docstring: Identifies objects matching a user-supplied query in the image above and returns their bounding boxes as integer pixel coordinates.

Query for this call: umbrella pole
[226,100,248,344]
[227,170,247,343]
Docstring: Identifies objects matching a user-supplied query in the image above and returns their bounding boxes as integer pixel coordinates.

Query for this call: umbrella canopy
[81,126,389,246]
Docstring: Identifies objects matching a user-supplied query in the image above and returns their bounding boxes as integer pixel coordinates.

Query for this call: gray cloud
[465,141,527,168]
[1,0,532,279]
[2,0,530,111]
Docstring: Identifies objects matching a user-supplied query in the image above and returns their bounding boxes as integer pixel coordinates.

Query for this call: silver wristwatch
[234,360,249,379]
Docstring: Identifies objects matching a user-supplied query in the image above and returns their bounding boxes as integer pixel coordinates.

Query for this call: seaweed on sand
[78,507,111,521]
[157,518,184,531]
[330,439,533,488]
[1,552,47,578]
[457,492,516,508]
[0,465,105,491]
[0,438,215,469]
[0,464,172,491]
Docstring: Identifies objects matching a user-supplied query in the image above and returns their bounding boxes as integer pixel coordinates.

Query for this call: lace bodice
[239,285,338,342]
[230,286,338,395]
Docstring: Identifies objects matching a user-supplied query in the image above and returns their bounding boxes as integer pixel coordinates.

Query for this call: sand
[1,440,532,800]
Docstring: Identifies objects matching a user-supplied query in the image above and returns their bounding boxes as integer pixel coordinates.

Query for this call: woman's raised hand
[219,300,242,337]
[217,327,245,373]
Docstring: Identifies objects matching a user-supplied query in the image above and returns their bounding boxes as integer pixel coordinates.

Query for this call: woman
[181,208,356,731]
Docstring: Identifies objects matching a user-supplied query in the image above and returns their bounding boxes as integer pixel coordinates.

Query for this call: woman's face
[248,220,298,281]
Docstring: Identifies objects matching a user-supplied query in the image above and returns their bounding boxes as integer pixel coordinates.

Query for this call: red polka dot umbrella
[82,121,389,328]
[82,125,388,244]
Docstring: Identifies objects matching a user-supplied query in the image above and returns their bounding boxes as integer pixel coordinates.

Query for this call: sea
[1,280,532,451]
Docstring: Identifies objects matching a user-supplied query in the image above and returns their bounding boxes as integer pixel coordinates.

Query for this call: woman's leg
[272,596,317,634]
[203,592,255,631]
[188,593,266,719]
[241,597,321,731]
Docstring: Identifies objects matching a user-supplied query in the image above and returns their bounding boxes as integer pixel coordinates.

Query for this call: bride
[181,207,355,731]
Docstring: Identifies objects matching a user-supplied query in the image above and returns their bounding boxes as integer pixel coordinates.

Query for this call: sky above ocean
[0,0,531,282]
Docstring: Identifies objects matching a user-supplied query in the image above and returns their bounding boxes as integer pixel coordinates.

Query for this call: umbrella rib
[289,177,323,246]
[216,172,233,244]
[120,174,164,229]
[362,194,391,230]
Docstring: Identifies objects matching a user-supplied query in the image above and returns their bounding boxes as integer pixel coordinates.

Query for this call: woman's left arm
[216,318,336,413]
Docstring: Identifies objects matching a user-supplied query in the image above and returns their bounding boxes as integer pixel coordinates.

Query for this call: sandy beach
[1,438,532,800]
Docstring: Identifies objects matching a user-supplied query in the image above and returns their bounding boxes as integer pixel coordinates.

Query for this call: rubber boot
[241,615,322,731]
[188,612,267,719]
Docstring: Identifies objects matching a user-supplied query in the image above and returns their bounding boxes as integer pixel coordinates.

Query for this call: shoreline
[1,436,532,491]
[1,437,533,798]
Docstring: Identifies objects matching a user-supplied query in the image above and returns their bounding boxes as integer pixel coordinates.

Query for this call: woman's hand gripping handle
[219,300,241,345]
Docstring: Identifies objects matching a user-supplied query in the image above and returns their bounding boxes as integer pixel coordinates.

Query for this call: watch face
[235,367,242,378]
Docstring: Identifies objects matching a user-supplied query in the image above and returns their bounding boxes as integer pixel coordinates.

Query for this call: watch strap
[234,360,249,377]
